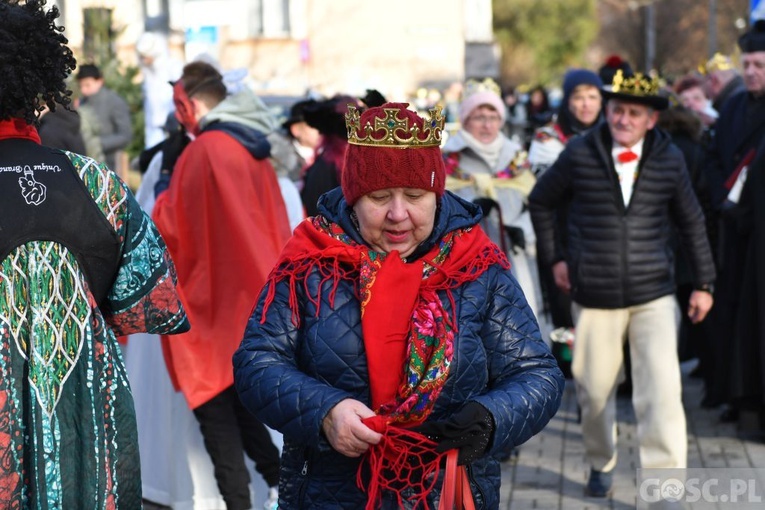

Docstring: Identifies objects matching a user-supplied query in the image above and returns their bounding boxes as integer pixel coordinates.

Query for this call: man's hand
[688,290,714,324]
[321,399,382,458]
[552,260,571,294]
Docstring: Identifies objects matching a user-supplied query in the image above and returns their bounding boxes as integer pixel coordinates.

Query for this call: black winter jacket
[234,189,564,509]
[529,124,716,309]
[705,90,765,207]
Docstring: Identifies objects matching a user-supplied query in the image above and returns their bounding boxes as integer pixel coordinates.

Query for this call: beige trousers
[571,294,686,471]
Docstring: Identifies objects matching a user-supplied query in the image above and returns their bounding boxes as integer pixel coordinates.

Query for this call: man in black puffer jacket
[529,71,716,498]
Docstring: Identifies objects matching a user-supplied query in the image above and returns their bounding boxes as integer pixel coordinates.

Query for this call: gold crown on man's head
[345,105,444,148]
[610,70,660,96]
[698,53,735,75]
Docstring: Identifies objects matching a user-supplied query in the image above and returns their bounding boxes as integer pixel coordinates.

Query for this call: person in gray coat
[76,63,132,171]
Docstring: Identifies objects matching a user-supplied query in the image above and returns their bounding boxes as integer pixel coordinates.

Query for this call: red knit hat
[342,102,446,205]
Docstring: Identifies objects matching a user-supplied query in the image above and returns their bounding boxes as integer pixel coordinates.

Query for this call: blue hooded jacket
[234,189,564,509]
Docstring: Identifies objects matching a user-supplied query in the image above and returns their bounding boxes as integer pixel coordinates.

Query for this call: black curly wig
[0,0,77,124]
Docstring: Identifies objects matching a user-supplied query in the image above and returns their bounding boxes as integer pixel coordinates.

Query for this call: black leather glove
[415,402,495,465]
[154,128,190,199]
[161,127,191,175]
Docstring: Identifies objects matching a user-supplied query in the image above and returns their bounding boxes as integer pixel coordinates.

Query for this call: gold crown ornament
[463,77,502,99]
[698,53,735,75]
[345,105,444,148]
[610,69,661,96]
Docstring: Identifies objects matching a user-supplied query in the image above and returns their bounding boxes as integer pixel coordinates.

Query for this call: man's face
[705,72,724,99]
[78,77,103,97]
[742,51,765,96]
[606,100,659,148]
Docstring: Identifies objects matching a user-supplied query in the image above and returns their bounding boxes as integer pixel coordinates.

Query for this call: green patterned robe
[0,152,189,509]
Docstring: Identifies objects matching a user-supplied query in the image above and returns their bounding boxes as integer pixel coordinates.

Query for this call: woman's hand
[322,399,382,458]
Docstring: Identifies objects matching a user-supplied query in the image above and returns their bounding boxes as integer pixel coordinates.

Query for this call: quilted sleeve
[234,280,353,446]
[470,267,564,457]
[528,147,573,267]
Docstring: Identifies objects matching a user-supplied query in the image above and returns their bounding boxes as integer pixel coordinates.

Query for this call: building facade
[52,0,497,98]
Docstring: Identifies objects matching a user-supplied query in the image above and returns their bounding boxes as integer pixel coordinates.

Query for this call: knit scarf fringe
[259,217,509,507]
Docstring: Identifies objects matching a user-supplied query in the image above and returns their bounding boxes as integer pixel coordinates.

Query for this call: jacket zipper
[297,456,310,504]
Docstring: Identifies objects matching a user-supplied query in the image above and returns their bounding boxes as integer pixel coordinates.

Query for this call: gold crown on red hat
[345,105,444,148]
[610,69,661,96]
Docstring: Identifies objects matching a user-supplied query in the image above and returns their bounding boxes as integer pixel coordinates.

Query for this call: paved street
[500,361,765,509]
[143,362,765,510]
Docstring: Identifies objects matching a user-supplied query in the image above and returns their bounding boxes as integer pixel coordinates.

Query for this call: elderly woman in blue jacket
[234,103,564,509]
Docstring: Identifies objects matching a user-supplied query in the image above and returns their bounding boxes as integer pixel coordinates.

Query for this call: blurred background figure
[282,98,322,183]
[701,52,746,114]
[300,94,359,217]
[528,69,603,177]
[703,19,765,429]
[524,84,553,146]
[502,85,528,144]
[657,91,717,404]
[527,68,603,340]
[136,31,183,148]
[442,78,542,319]
[598,54,634,87]
[37,104,87,155]
[76,63,133,172]
[674,74,718,130]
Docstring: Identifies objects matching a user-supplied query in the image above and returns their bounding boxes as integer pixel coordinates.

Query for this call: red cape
[153,130,292,409]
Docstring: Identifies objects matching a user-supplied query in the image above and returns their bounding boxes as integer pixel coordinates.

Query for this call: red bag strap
[438,450,477,510]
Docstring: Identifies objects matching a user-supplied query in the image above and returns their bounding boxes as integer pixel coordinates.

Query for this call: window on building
[259,0,290,38]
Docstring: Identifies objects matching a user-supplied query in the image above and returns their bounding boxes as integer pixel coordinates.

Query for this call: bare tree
[593,0,749,79]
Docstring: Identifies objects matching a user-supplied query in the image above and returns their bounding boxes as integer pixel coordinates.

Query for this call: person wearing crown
[530,70,716,497]
[442,78,542,322]
[234,102,564,508]
[701,53,745,115]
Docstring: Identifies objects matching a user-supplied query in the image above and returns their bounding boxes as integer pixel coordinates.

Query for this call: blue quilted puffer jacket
[234,189,564,509]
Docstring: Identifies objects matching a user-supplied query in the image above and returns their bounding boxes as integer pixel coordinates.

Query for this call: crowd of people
[3,0,765,508]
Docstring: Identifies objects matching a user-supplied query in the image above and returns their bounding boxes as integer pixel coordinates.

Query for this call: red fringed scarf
[261,216,509,508]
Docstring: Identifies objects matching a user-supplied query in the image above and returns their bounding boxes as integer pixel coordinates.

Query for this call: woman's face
[290,121,322,149]
[568,84,602,126]
[678,86,708,114]
[353,188,437,258]
[463,105,503,144]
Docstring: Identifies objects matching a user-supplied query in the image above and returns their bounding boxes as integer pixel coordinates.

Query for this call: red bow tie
[617,150,639,164]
